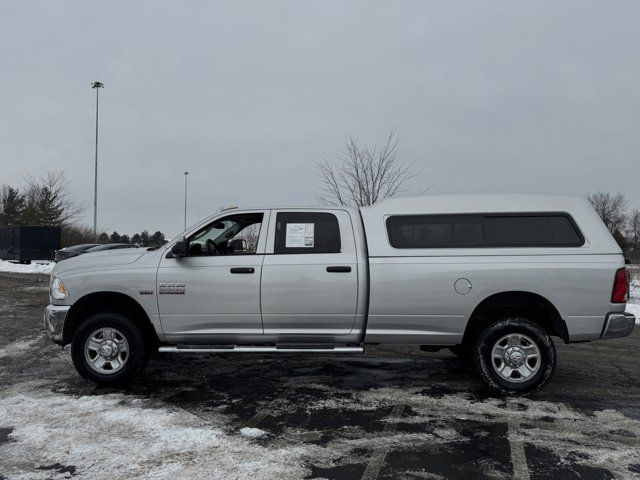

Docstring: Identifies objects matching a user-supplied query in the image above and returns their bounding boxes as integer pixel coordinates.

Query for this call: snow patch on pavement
[628,281,640,324]
[240,427,268,438]
[0,260,54,274]
[0,384,314,480]
[0,337,41,359]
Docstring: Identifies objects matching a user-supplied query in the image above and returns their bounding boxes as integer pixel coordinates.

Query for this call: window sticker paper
[285,223,315,247]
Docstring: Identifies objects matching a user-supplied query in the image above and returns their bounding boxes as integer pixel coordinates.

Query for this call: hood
[52,248,147,276]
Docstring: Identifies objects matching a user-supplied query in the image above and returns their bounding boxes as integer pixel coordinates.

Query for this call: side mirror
[228,238,247,253]
[171,237,188,257]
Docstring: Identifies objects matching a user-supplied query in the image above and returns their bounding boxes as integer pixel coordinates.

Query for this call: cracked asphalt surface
[1,272,640,479]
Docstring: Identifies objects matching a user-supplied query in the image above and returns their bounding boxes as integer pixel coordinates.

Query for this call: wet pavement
[1,272,639,479]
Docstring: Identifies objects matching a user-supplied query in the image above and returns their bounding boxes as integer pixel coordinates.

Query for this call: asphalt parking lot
[1,272,639,480]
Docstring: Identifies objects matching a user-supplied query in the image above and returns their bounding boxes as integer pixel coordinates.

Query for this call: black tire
[71,312,148,387]
[472,317,556,396]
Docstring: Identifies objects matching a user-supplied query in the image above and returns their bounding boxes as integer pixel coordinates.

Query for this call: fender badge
[158,282,186,295]
[139,289,154,295]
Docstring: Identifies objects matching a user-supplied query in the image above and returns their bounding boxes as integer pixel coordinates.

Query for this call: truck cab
[156,207,368,344]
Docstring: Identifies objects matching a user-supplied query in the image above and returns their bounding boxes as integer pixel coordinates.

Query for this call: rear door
[260,209,359,335]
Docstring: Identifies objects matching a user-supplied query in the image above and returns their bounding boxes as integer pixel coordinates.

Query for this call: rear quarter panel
[365,253,624,343]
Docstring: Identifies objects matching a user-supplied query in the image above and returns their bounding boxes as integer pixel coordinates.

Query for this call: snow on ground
[628,279,640,324]
[0,337,41,359]
[240,427,268,438]
[0,382,315,480]
[0,260,54,274]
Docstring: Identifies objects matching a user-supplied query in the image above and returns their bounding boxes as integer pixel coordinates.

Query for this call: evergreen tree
[139,230,150,246]
[131,233,142,246]
[109,231,122,243]
[150,231,166,246]
[97,232,109,243]
[0,187,26,225]
[120,234,131,244]
[36,187,65,225]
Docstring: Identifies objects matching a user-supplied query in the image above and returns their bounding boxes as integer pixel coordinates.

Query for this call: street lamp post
[184,171,189,230]
[91,81,104,240]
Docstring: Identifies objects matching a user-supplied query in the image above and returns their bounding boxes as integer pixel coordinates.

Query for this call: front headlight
[51,277,69,300]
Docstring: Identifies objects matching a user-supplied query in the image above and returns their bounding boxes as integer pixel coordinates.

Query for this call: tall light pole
[183,171,189,230]
[91,81,104,240]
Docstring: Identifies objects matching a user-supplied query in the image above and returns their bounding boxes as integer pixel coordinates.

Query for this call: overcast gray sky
[1,1,639,236]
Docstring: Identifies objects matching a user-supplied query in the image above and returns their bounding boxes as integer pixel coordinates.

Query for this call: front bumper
[601,312,636,339]
[44,304,71,345]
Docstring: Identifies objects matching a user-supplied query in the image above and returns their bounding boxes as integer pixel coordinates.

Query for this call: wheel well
[462,291,568,345]
[62,292,159,350]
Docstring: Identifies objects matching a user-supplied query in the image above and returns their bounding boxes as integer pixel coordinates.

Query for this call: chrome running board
[159,345,364,354]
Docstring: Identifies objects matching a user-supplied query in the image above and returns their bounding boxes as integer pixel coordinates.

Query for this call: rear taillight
[611,267,630,303]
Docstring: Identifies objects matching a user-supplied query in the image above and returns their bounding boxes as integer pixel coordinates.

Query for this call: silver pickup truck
[44,194,635,395]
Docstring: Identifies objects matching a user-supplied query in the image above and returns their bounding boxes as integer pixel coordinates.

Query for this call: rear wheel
[71,312,148,387]
[472,317,556,396]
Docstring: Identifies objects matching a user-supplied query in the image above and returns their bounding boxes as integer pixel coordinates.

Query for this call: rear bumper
[44,304,70,345]
[601,312,636,339]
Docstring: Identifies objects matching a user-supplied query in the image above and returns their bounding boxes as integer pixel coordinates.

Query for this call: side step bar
[159,345,364,354]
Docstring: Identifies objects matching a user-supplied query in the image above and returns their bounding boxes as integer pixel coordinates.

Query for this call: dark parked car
[54,244,99,262]
[85,243,139,253]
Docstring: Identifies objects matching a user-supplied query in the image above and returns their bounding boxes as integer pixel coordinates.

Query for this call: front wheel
[71,312,147,387]
[472,317,556,396]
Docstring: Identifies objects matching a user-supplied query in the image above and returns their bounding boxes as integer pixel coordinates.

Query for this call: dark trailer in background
[0,226,61,264]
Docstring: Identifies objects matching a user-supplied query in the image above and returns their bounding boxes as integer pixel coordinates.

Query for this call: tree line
[0,171,167,248]
[2,137,639,259]
[587,192,640,260]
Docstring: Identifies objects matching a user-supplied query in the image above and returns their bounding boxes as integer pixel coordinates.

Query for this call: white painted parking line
[361,403,405,480]
[507,399,531,480]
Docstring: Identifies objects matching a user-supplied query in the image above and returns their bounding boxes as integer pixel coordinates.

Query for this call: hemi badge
[139,289,154,295]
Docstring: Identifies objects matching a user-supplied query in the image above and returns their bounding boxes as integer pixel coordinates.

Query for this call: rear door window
[274,212,341,254]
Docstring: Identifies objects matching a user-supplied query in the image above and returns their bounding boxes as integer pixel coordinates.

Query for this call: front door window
[188,213,263,256]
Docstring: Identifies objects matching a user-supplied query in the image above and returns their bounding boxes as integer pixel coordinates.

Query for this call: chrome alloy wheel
[84,327,129,374]
[491,333,541,383]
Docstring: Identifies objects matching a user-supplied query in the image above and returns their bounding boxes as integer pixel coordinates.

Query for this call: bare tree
[316,129,418,207]
[588,192,627,232]
[588,191,627,247]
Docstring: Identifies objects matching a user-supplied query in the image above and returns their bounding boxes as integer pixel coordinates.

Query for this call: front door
[260,210,359,336]
[157,210,269,342]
